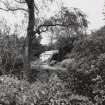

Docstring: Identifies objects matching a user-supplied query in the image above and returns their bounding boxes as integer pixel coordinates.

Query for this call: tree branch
[0,0,28,12]
[34,3,39,13]
[0,7,28,12]
[34,23,76,35]
[15,0,26,4]
[38,23,75,31]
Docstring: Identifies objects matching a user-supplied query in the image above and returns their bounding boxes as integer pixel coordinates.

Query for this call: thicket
[64,26,105,104]
[0,26,105,105]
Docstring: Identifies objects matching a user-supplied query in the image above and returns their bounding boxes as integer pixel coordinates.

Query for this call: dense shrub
[0,74,93,105]
[53,36,78,61]
[60,26,105,104]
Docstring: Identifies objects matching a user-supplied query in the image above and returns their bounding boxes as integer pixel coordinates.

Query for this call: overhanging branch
[0,0,28,12]
[34,23,77,36]
[38,23,74,29]
[15,0,39,13]
[15,0,26,4]
[0,7,28,12]
[34,3,39,13]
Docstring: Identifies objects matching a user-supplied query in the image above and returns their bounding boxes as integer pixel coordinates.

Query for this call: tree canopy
[0,0,88,79]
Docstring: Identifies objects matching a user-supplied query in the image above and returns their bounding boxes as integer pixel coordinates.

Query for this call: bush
[0,74,93,105]
[62,26,105,104]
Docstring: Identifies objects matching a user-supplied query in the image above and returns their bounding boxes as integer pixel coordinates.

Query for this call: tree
[0,0,88,80]
[44,6,88,57]
[45,6,88,38]
[0,18,10,36]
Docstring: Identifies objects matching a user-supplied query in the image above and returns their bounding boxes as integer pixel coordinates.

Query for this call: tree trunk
[24,0,35,80]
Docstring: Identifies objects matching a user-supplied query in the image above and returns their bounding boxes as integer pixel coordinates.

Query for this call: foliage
[0,1,104,105]
[31,36,46,60]
[0,74,93,105]
[0,34,24,75]
[56,36,79,61]
[46,6,88,60]
[58,26,105,104]
[46,6,88,39]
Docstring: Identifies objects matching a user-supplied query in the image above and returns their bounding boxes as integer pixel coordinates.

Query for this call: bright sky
[39,0,105,31]
[0,0,104,31]
[0,0,104,44]
[41,0,105,44]
[63,0,104,30]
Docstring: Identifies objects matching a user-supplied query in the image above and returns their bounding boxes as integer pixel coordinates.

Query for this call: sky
[0,0,104,30]
[0,0,104,44]
[63,0,104,30]
[41,0,105,44]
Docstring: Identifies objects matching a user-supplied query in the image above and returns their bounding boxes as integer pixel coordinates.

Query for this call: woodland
[0,0,104,105]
